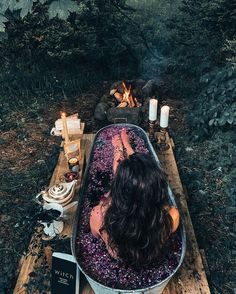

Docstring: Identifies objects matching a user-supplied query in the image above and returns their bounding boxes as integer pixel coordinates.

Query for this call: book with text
[51,252,80,294]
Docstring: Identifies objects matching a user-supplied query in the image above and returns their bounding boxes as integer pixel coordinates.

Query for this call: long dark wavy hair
[101,152,173,267]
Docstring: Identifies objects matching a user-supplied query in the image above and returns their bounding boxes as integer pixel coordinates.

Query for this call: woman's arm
[90,204,103,238]
[100,230,118,259]
[90,195,112,237]
[90,201,118,259]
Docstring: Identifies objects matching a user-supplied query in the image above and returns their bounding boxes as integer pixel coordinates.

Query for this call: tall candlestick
[61,112,69,143]
[157,127,170,151]
[160,106,170,128]
[149,119,156,142]
[149,99,158,121]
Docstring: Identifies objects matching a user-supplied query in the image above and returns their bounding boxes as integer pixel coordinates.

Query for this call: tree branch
[111,1,157,58]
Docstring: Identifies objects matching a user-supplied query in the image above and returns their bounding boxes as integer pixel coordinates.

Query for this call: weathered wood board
[14,133,210,294]
[13,134,94,294]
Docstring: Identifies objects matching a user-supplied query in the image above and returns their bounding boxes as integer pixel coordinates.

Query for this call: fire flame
[118,82,139,108]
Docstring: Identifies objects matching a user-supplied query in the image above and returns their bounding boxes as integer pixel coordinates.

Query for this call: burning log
[110,81,139,108]
[114,92,123,102]
[117,102,128,108]
[134,97,139,107]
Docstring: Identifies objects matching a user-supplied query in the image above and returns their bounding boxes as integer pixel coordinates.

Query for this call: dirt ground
[0,85,234,294]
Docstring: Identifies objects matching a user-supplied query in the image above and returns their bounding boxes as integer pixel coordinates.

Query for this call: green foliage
[15,0,38,18]
[224,38,236,63]
[48,0,78,20]
[160,0,235,96]
[0,0,94,41]
[0,0,17,13]
[0,0,78,21]
[155,0,236,138]
[127,0,182,78]
[190,64,236,133]
[167,1,222,76]
[209,104,236,127]
[0,14,7,32]
[0,0,146,91]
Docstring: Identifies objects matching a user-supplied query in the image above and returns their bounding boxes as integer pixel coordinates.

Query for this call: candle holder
[157,127,170,151]
[68,157,80,173]
[148,120,156,142]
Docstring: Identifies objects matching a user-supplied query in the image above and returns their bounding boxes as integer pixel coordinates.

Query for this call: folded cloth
[50,114,81,136]
[55,118,81,131]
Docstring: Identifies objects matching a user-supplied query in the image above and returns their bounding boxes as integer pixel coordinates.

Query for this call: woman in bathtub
[90,128,179,266]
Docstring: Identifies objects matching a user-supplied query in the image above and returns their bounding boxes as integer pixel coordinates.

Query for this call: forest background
[0,0,235,293]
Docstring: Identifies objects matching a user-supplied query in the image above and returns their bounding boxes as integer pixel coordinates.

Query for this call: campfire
[112,82,139,108]
[95,79,159,124]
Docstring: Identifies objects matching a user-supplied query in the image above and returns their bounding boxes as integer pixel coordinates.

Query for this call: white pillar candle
[61,112,69,143]
[160,106,170,128]
[149,99,158,121]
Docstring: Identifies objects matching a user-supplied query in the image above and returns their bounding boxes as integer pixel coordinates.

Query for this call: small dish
[64,171,79,182]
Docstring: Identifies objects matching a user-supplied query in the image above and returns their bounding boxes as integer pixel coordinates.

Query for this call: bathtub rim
[71,123,186,293]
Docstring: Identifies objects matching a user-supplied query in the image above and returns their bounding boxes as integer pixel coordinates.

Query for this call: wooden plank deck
[14,133,211,294]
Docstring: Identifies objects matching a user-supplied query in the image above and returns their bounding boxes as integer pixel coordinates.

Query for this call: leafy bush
[0,0,147,91]
[189,64,236,135]
[0,0,78,28]
[161,0,236,97]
